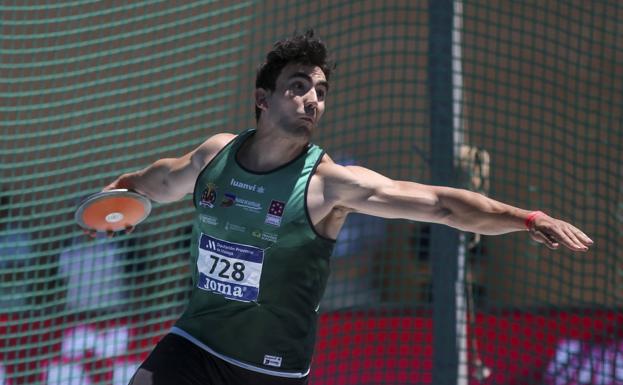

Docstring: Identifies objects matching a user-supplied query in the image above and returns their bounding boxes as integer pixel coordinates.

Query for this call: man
[105,30,592,385]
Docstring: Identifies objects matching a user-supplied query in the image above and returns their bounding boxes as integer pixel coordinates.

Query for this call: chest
[195,147,321,245]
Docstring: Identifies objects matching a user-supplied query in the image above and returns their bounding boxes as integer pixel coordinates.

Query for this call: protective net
[1,1,621,384]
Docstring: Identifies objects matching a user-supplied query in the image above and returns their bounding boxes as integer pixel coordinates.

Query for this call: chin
[285,124,313,139]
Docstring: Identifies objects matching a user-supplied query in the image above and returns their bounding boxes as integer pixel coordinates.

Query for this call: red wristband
[525,211,545,230]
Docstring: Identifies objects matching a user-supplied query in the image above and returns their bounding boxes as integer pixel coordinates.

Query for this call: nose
[304,102,317,116]
[304,89,318,114]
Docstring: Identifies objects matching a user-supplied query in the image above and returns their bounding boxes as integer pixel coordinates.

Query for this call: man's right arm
[104,133,235,203]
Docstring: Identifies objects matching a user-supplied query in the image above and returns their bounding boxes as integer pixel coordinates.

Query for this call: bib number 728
[208,254,245,282]
[197,233,264,302]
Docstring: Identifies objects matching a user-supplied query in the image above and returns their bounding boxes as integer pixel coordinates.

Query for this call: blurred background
[1,1,621,384]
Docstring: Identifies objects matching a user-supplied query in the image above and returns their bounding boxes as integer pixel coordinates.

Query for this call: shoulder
[200,132,237,152]
[312,154,382,204]
[314,154,351,182]
[190,132,237,169]
[312,154,400,209]
[315,154,391,188]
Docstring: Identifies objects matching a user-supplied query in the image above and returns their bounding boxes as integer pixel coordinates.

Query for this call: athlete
[101,30,592,385]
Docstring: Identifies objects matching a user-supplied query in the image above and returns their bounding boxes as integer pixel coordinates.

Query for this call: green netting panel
[1,1,620,385]
[459,2,621,384]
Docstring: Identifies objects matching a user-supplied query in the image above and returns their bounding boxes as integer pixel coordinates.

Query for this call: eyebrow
[287,72,330,91]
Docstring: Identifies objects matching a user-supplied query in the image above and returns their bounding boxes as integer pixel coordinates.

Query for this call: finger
[82,228,97,239]
[554,225,588,252]
[562,227,589,252]
[529,230,545,244]
[548,225,583,251]
[531,229,559,249]
[543,233,560,250]
[102,181,120,192]
[570,226,593,245]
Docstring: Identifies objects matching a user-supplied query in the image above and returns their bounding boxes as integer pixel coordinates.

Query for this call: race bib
[197,233,264,302]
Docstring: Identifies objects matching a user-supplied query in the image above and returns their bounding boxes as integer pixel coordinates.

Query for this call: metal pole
[452,1,469,384]
[429,1,460,384]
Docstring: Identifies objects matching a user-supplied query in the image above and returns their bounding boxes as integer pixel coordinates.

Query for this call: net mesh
[1,1,621,384]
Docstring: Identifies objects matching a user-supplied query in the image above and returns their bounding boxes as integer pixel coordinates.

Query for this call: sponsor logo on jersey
[225,222,246,233]
[263,354,282,368]
[199,214,218,226]
[230,178,265,194]
[220,192,236,207]
[219,192,262,213]
[199,276,246,299]
[265,200,286,227]
[251,229,278,243]
[236,197,262,213]
[199,183,217,208]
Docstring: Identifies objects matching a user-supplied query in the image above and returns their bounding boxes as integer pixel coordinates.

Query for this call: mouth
[300,116,315,124]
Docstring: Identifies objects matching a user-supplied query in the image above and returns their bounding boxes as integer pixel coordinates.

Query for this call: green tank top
[173,129,335,377]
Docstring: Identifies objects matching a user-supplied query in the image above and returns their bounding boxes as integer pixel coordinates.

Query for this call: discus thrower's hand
[103,174,132,192]
[81,225,134,240]
[82,228,97,239]
[528,213,593,252]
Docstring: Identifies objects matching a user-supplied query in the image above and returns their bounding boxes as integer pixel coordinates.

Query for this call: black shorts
[128,333,309,385]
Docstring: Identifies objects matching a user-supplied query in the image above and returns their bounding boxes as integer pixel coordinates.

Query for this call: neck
[237,127,309,172]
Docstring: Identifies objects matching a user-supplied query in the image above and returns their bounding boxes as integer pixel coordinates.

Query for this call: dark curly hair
[255,29,335,121]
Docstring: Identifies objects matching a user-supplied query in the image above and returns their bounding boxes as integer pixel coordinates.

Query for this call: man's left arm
[323,164,593,252]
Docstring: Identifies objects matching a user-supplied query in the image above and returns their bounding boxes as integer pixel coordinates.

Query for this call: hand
[82,225,134,240]
[102,173,135,192]
[528,213,593,252]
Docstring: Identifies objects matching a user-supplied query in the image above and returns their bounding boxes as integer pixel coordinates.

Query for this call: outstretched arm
[319,162,593,252]
[104,133,235,203]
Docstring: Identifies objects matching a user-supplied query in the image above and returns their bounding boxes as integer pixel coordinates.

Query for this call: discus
[75,189,151,233]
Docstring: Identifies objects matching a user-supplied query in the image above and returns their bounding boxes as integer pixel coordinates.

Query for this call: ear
[255,88,269,112]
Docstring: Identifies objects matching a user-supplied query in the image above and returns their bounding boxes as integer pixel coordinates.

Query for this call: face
[256,63,329,138]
